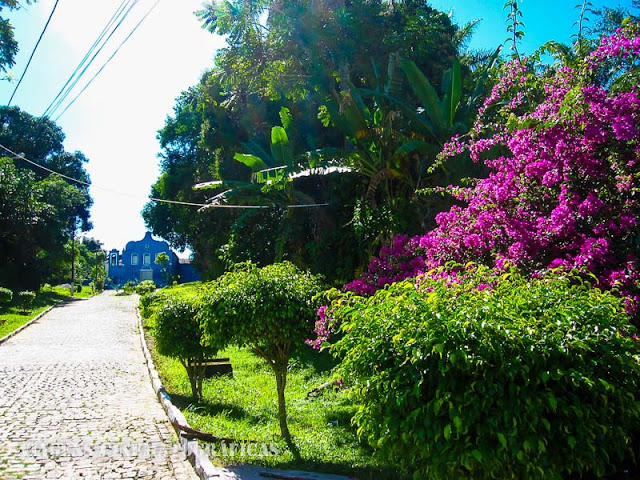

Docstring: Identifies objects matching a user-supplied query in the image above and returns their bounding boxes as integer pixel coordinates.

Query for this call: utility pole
[70,217,77,296]
[71,232,75,296]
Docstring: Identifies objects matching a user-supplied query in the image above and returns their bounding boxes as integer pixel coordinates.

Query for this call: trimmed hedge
[135,280,156,296]
[17,291,36,312]
[330,267,640,480]
[0,287,12,305]
[139,291,168,319]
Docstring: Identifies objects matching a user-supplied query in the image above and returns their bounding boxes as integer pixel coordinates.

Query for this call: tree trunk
[185,361,200,402]
[273,364,291,443]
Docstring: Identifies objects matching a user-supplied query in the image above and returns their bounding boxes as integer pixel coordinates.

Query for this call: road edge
[136,308,220,480]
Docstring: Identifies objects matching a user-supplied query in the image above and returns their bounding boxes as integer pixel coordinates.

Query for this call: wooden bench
[192,357,233,378]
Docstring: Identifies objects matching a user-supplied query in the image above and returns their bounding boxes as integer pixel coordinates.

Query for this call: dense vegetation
[143,0,496,282]
[0,106,100,291]
[329,267,640,479]
[140,1,640,478]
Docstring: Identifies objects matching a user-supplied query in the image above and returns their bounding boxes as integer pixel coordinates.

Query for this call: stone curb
[0,305,55,345]
[136,309,220,480]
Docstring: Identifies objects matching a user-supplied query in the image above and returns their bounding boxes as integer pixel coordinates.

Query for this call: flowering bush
[342,24,640,323]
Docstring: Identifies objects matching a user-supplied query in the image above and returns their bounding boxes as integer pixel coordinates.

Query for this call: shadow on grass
[289,345,338,375]
[167,393,255,422]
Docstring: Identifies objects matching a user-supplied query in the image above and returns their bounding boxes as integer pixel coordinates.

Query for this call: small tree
[17,291,36,313]
[154,252,170,285]
[153,297,218,401]
[200,262,324,445]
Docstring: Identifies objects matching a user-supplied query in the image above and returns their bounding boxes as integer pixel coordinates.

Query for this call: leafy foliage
[0,107,92,291]
[330,267,640,479]
[145,1,489,281]
[199,262,324,444]
[0,0,34,77]
[138,291,168,319]
[17,290,36,312]
[0,286,11,305]
[153,297,219,401]
[135,280,156,296]
[344,24,640,323]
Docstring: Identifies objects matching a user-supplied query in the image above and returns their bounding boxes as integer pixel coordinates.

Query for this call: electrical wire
[8,0,61,106]
[54,0,160,122]
[0,143,89,186]
[42,0,132,117]
[42,0,139,118]
[45,0,141,118]
[0,143,331,210]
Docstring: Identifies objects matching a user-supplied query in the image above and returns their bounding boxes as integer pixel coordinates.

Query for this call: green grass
[0,287,69,338]
[158,281,203,299]
[144,283,406,479]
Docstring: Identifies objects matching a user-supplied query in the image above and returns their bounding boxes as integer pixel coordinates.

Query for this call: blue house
[106,232,200,287]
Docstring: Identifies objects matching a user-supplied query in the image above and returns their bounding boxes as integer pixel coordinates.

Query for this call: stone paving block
[0,294,198,480]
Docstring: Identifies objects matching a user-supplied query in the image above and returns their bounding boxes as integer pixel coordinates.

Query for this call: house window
[110,254,117,266]
[143,253,151,265]
[131,253,139,265]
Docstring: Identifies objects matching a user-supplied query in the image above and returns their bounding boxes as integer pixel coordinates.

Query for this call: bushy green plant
[329,267,640,480]
[122,281,136,295]
[139,292,168,319]
[0,287,12,305]
[200,262,325,445]
[135,280,156,296]
[154,297,219,401]
[17,291,36,312]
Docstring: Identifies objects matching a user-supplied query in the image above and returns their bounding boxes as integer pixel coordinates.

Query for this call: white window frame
[131,253,139,265]
[143,253,151,265]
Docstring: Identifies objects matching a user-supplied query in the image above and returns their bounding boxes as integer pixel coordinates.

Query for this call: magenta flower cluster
[345,24,640,317]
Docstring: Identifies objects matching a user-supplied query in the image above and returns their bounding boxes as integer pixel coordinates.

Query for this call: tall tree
[0,107,92,290]
[0,0,35,78]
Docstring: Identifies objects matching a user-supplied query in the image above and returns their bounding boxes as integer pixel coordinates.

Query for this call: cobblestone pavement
[0,294,198,480]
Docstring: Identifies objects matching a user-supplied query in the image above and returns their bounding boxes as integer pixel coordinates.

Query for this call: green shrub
[122,281,136,295]
[135,280,156,296]
[139,292,168,319]
[17,291,36,312]
[0,287,12,305]
[41,283,52,293]
[200,262,325,444]
[154,297,219,401]
[329,267,640,480]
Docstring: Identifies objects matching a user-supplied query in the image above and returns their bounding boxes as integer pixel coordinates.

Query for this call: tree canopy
[144,0,492,282]
[0,106,92,290]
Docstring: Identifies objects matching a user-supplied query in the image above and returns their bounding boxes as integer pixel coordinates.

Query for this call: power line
[42,0,132,117]
[0,143,330,210]
[42,0,139,118]
[8,0,61,106]
[0,143,89,186]
[54,0,161,122]
[45,0,141,118]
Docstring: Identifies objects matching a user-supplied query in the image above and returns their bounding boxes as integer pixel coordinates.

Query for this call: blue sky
[0,0,634,255]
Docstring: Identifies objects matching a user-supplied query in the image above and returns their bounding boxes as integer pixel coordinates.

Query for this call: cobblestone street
[0,294,198,480]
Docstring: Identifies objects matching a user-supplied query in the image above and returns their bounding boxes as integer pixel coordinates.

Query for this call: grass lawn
[143,283,406,480]
[0,285,95,338]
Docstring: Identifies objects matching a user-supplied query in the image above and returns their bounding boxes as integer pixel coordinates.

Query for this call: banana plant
[194,108,350,261]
